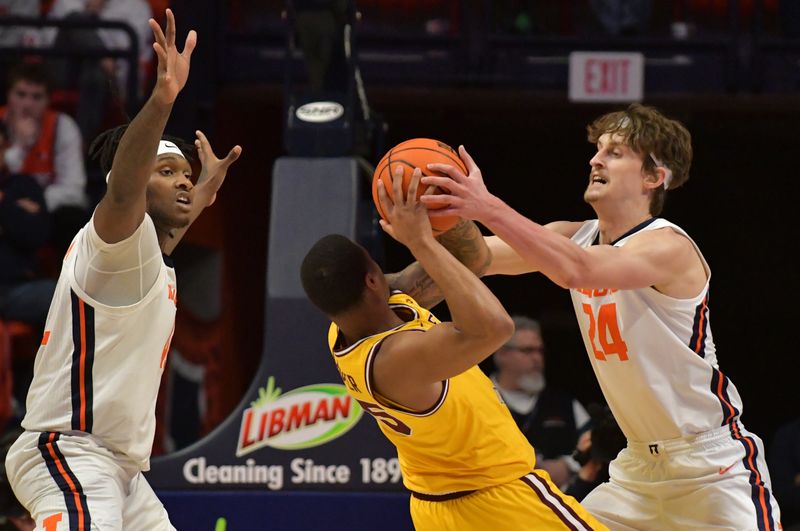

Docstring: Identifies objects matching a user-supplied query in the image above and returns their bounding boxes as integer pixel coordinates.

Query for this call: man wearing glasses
[490,315,590,488]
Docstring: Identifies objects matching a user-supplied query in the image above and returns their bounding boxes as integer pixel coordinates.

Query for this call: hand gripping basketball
[371,138,463,236]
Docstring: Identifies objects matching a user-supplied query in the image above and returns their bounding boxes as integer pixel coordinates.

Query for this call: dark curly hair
[88,125,196,176]
[301,234,372,316]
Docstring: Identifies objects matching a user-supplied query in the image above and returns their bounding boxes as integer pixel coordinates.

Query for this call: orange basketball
[371,138,464,236]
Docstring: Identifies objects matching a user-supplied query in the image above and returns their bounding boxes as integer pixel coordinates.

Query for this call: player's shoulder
[84,211,159,249]
[546,220,590,238]
[628,219,693,246]
[624,221,700,266]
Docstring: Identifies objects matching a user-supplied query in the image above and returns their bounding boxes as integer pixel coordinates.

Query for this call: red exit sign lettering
[569,52,644,102]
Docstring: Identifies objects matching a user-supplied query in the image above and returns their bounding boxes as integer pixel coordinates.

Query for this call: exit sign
[568,52,644,102]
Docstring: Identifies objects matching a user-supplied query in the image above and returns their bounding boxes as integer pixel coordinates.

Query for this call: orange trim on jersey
[64,239,76,260]
[693,296,708,353]
[41,330,51,346]
[717,376,737,425]
[160,321,175,369]
[44,433,87,530]
[731,422,775,530]
[69,290,94,433]
[78,299,88,431]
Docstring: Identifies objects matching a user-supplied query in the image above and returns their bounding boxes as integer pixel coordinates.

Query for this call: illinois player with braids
[301,167,605,530]
[419,103,782,530]
[4,9,241,530]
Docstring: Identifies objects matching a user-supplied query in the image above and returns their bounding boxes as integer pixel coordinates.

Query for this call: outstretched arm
[421,146,697,292]
[374,168,513,386]
[94,9,196,244]
[385,218,490,309]
[161,130,242,255]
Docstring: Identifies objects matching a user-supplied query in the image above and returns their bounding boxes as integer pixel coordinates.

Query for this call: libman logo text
[237,377,362,456]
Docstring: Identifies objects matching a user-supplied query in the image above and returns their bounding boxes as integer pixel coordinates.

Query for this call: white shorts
[5,431,175,531]
[582,420,782,531]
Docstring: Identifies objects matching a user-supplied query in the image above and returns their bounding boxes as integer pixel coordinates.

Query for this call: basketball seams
[389,147,466,173]
[387,158,455,178]
[372,139,463,236]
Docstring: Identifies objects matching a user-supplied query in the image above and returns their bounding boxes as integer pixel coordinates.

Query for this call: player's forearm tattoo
[436,220,492,276]
[388,263,441,308]
[387,220,492,309]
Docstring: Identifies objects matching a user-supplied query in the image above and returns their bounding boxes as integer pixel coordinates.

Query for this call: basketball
[371,138,465,236]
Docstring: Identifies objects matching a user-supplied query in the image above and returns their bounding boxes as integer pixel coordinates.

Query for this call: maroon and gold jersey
[328,291,535,495]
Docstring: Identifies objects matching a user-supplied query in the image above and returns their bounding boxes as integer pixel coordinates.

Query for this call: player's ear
[643,166,665,190]
[364,269,381,291]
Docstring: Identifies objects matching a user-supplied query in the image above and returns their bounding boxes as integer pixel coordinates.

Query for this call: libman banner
[147,177,403,492]
[146,298,405,492]
[237,378,363,454]
[148,372,403,491]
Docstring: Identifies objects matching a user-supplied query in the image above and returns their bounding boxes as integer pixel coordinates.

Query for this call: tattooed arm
[385,219,492,309]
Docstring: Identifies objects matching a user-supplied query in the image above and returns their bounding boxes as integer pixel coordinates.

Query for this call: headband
[106,140,186,182]
[649,153,673,190]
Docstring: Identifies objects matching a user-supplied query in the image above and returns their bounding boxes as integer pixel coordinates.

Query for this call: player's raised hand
[377,165,434,246]
[149,9,197,105]
[193,130,242,208]
[420,145,496,223]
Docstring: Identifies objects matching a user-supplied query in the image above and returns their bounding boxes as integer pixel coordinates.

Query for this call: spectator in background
[43,0,153,141]
[0,116,54,329]
[0,1,41,47]
[564,403,626,502]
[769,417,800,529]
[490,315,589,487]
[0,118,55,429]
[1,61,88,255]
[0,1,43,113]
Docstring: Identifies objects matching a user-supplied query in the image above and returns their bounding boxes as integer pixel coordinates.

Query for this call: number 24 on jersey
[582,302,629,361]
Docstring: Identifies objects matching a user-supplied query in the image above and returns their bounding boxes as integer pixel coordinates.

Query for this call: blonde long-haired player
[420,104,782,530]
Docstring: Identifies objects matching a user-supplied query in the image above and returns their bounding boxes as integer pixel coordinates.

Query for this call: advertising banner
[146,159,402,492]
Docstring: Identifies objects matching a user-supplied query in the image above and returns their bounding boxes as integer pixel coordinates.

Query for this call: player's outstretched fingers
[407,168,422,204]
[459,145,478,173]
[420,174,458,194]
[377,178,394,217]
[165,8,176,46]
[149,19,168,64]
[182,30,197,59]
[424,194,458,216]
[426,163,465,185]
[224,145,242,168]
[391,164,404,204]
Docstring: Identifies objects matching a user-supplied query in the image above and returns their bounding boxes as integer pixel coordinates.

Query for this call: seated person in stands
[44,0,155,140]
[1,61,89,254]
[490,315,589,487]
[0,119,55,427]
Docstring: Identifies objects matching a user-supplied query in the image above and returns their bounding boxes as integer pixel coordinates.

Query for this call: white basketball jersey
[569,218,744,443]
[22,217,177,470]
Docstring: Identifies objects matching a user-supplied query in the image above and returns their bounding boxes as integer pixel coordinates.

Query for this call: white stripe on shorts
[523,472,592,531]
